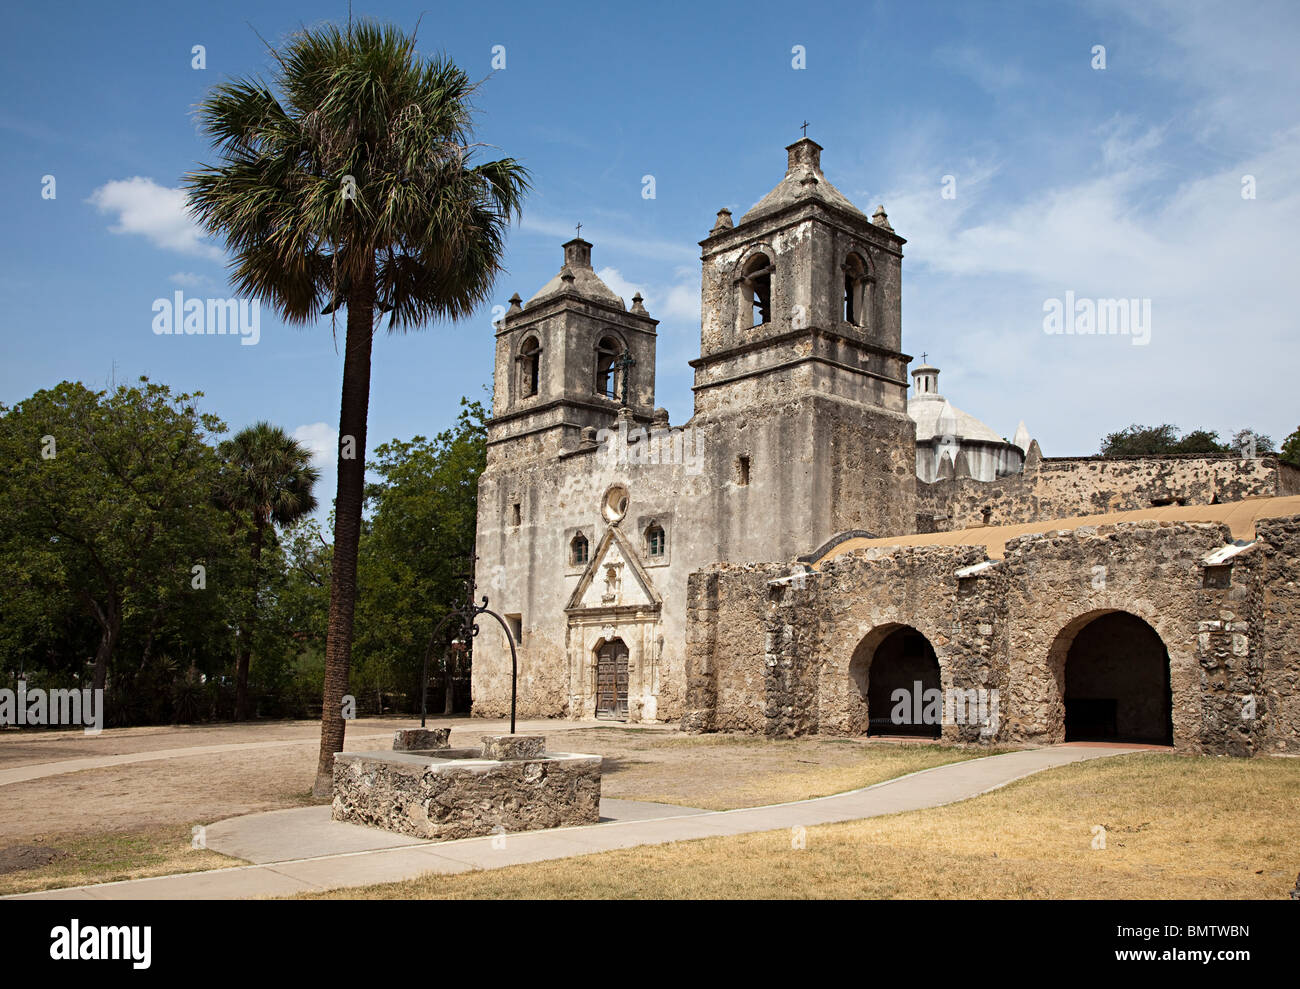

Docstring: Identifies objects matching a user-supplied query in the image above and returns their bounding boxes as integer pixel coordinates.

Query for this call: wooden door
[596,640,629,719]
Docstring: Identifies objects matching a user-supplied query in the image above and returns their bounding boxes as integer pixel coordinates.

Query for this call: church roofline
[699,196,906,251]
[808,494,1300,566]
[563,525,664,613]
[496,291,659,335]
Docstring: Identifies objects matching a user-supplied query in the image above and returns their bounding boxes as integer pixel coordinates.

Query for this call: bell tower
[692,138,910,417]
[486,237,658,466]
[688,137,917,543]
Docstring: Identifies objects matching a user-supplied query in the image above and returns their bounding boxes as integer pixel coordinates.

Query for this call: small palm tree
[186,20,528,794]
[216,422,319,720]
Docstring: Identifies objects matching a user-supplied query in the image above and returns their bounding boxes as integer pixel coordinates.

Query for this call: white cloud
[292,422,338,471]
[88,177,222,259]
[879,122,1300,453]
[596,265,699,327]
[842,2,1300,455]
[168,271,216,289]
[594,266,640,308]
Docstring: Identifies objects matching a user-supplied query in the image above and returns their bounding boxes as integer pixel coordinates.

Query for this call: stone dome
[739,138,870,226]
[526,238,626,309]
[907,362,1026,483]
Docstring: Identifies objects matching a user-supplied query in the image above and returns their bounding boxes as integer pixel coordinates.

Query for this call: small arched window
[646,523,665,558]
[843,253,870,326]
[519,335,541,398]
[595,336,620,398]
[570,532,589,566]
[740,253,773,327]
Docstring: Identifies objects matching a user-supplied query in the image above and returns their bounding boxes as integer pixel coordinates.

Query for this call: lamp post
[419,559,519,734]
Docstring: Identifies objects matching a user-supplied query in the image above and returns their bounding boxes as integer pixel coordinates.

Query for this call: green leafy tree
[1101,423,1281,458]
[185,21,529,794]
[1229,428,1275,456]
[1100,424,1183,456]
[1279,427,1300,469]
[0,379,229,696]
[216,422,319,719]
[1173,429,1227,455]
[1100,423,1228,456]
[258,516,333,717]
[355,397,487,716]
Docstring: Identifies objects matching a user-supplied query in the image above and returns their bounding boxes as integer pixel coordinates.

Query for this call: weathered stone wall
[473,389,916,723]
[999,522,1226,753]
[683,564,790,734]
[683,516,1300,756]
[1254,516,1300,753]
[332,750,601,841]
[916,456,1296,532]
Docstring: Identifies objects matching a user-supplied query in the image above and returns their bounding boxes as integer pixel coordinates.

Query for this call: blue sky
[2,0,1297,521]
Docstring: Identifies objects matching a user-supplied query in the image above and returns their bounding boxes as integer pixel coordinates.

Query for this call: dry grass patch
[0,825,244,896]
[304,753,1300,899]
[563,728,995,809]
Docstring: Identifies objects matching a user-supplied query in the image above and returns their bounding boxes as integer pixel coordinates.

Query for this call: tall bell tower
[692,137,910,416]
[689,137,917,543]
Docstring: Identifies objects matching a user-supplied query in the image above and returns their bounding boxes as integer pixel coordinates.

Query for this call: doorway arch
[1052,611,1172,744]
[848,624,941,738]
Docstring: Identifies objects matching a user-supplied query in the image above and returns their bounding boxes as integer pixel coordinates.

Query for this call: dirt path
[0,718,415,769]
[0,717,608,843]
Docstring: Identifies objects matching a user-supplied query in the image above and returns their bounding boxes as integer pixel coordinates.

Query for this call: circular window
[602,484,629,523]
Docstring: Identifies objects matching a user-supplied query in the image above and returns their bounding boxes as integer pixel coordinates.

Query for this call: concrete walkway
[198,798,713,865]
[8,743,1144,900]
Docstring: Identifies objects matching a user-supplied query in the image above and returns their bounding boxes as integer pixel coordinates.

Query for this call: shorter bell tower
[486,237,658,466]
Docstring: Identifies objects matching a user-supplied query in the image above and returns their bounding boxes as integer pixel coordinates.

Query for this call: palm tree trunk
[234,522,264,721]
[313,259,376,797]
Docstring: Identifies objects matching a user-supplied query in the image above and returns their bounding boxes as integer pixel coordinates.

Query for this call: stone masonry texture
[332,750,601,841]
[683,517,1300,756]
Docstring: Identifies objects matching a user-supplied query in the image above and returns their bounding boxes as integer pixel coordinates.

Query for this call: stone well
[331,735,601,841]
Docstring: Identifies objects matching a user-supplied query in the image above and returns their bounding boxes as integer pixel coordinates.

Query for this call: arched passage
[1053,611,1172,744]
[848,624,941,738]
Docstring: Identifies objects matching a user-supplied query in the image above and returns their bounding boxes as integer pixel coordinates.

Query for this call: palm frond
[184,19,529,330]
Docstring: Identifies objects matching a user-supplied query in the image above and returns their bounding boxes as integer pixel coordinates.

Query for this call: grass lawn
[303,753,1300,899]
[0,825,243,897]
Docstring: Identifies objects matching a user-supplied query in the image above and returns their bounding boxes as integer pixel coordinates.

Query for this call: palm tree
[185,21,528,795]
[216,423,320,720]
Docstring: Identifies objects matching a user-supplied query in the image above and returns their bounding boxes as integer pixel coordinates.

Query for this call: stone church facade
[471,138,1300,756]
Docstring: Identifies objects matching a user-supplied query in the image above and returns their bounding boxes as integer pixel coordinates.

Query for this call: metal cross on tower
[800,120,809,137]
[614,348,636,407]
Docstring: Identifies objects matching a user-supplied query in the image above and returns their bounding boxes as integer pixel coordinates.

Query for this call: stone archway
[1049,610,1172,744]
[848,624,942,739]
